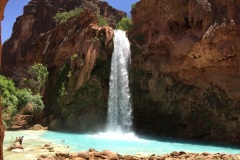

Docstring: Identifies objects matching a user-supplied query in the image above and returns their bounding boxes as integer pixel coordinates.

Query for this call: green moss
[135,33,145,44]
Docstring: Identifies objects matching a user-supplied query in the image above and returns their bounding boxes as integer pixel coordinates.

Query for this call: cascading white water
[107,30,132,132]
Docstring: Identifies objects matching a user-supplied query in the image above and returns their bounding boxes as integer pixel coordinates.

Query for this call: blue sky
[1,0,139,43]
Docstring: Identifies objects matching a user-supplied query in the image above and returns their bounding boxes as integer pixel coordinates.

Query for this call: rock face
[1,0,126,74]
[0,0,8,159]
[1,0,125,131]
[130,0,240,144]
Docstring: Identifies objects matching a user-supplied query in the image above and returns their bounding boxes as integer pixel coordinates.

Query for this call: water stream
[3,30,240,159]
[107,30,132,132]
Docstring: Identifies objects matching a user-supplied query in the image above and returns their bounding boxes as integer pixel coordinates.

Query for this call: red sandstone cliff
[0,0,8,158]
[1,0,125,131]
[1,0,125,74]
[130,0,240,144]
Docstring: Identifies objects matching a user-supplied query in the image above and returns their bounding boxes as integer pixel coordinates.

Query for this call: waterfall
[107,30,132,132]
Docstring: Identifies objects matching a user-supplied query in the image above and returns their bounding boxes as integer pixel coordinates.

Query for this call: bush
[17,89,44,112]
[97,14,109,27]
[131,3,136,9]
[0,75,18,116]
[19,63,48,94]
[0,74,45,117]
[116,17,132,31]
[54,7,84,23]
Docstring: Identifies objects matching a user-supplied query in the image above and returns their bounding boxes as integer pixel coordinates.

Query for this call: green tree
[0,75,45,117]
[0,75,18,116]
[54,7,84,23]
[19,63,48,94]
[97,14,109,27]
[17,89,44,113]
[131,3,136,9]
[116,17,132,31]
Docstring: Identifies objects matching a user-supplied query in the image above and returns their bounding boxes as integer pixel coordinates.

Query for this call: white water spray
[107,30,132,132]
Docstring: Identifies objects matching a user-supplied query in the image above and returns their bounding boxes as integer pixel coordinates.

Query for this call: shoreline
[4,129,240,160]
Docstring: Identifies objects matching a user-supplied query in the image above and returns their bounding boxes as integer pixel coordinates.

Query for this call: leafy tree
[0,64,48,116]
[54,7,84,23]
[131,3,136,9]
[17,89,44,113]
[97,14,109,27]
[19,63,48,94]
[116,17,132,31]
[0,75,18,116]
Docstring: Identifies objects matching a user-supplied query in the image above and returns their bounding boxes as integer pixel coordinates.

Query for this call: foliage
[131,3,136,9]
[0,75,18,116]
[17,89,44,112]
[0,74,44,118]
[60,78,105,116]
[19,63,48,94]
[54,7,84,23]
[116,17,132,31]
[97,14,109,27]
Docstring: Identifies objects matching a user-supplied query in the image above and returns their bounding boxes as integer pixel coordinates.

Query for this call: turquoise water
[41,131,240,155]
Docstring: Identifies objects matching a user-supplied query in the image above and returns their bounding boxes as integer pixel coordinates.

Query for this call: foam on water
[90,131,142,142]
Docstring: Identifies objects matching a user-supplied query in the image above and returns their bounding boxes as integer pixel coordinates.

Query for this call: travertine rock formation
[1,0,125,131]
[1,0,125,74]
[130,0,240,144]
[0,0,8,159]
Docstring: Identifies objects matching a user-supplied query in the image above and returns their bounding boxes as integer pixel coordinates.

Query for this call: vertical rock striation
[0,0,8,158]
[130,0,240,144]
[1,0,126,74]
[0,0,126,132]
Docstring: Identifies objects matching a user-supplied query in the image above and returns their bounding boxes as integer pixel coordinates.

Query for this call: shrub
[97,14,109,27]
[0,75,18,116]
[0,74,45,117]
[131,3,136,9]
[54,7,84,23]
[17,89,44,112]
[116,17,132,31]
[19,63,48,94]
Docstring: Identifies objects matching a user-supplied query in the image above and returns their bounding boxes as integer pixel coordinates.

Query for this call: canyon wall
[1,0,125,74]
[130,0,240,144]
[1,0,126,131]
[2,0,240,144]
[0,0,8,159]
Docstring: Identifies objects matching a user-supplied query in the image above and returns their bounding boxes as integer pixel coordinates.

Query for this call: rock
[48,149,240,160]
[130,0,240,144]
[99,150,119,160]
[11,148,24,153]
[55,152,70,158]
[202,152,210,156]
[29,124,48,130]
[77,151,89,159]
[1,0,126,74]
[44,144,51,147]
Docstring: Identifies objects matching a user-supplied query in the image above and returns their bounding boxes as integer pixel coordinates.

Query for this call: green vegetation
[0,63,47,127]
[97,14,109,27]
[17,89,44,113]
[116,17,132,31]
[131,3,136,9]
[0,75,44,117]
[54,7,84,23]
[0,75,18,116]
[19,63,48,94]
